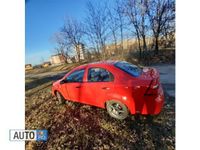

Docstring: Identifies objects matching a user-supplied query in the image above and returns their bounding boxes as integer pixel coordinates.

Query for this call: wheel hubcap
[109,103,125,116]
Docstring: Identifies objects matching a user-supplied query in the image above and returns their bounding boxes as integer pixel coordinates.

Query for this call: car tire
[106,100,129,120]
[56,91,65,105]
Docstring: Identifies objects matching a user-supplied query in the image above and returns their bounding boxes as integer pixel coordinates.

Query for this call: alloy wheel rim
[109,103,125,117]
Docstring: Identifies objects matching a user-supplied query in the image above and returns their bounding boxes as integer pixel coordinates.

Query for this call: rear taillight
[145,78,159,95]
[150,78,159,89]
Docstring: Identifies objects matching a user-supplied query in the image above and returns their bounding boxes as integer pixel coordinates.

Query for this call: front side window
[88,68,114,82]
[66,69,85,82]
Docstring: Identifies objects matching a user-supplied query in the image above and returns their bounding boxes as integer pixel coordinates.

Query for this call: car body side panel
[105,85,136,114]
[52,62,164,115]
[80,82,114,107]
[79,66,115,107]
[59,66,87,101]
[65,82,82,101]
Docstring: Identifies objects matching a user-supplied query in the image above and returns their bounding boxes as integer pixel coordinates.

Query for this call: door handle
[102,87,110,90]
[75,86,81,88]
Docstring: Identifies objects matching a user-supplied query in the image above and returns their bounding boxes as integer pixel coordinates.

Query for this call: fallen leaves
[25,86,175,149]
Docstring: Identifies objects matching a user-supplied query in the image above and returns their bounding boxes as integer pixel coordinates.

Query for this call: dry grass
[25,82,175,150]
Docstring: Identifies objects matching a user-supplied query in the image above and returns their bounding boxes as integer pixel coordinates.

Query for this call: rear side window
[114,61,142,77]
[66,69,85,82]
[88,68,114,82]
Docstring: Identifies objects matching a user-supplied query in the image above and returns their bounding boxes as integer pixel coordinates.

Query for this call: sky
[26,0,112,65]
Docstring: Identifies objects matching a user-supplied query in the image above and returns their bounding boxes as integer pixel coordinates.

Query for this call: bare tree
[146,0,175,54]
[86,30,100,56]
[51,0,175,64]
[61,18,85,62]
[124,0,149,60]
[161,20,175,47]
[53,32,72,63]
[85,1,110,60]
[107,8,118,54]
[115,0,125,56]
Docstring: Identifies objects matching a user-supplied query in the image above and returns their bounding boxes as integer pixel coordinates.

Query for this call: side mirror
[60,79,67,84]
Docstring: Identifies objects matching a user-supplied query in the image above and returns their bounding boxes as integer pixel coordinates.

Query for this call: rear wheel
[106,100,129,120]
[55,91,65,105]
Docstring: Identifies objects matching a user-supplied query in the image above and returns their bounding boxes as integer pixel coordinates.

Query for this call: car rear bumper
[139,86,164,115]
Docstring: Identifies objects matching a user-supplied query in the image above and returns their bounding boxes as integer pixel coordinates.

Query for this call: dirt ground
[25,69,175,150]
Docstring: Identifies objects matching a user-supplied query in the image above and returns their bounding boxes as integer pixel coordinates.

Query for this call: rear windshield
[114,61,142,77]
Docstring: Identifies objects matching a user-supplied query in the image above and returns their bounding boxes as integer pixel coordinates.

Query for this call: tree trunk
[155,35,159,54]
[112,31,118,55]
[136,34,142,61]
[120,25,124,57]
[135,25,142,61]
[100,39,106,60]
[142,34,149,65]
[75,46,80,62]
[60,49,68,64]
[142,35,147,52]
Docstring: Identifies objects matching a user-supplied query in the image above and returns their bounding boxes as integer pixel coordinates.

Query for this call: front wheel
[106,100,129,120]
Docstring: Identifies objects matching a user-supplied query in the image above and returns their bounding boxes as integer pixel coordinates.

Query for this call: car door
[80,67,114,107]
[61,69,85,102]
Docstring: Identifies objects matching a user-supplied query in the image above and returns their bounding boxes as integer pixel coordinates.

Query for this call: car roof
[88,60,119,66]
[73,60,122,70]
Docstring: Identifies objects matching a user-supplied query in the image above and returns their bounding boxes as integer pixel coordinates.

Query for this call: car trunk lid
[141,67,160,95]
[129,67,161,113]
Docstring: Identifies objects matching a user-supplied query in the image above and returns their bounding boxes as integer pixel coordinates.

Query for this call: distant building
[75,43,85,62]
[42,61,51,68]
[50,54,65,65]
[25,64,33,71]
[66,58,73,63]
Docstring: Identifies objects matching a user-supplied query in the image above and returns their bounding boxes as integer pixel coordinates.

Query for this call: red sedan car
[52,61,164,120]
